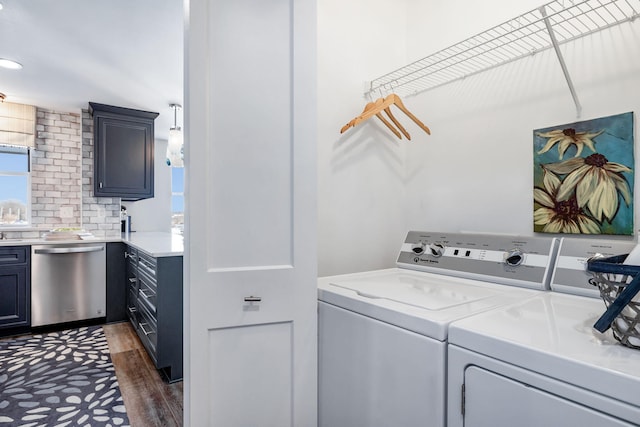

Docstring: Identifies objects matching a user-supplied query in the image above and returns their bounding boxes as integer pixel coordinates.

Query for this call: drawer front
[137,301,158,359]
[138,273,157,315]
[138,252,157,280]
[0,246,28,265]
[125,247,138,268]
[127,286,138,323]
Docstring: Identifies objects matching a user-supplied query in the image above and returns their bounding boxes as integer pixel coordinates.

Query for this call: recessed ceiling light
[0,4,4,11]
[0,59,22,70]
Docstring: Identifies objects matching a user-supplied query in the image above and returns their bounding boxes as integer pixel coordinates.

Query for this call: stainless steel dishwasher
[31,243,106,327]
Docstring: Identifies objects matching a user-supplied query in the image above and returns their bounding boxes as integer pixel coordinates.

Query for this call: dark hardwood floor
[104,322,184,427]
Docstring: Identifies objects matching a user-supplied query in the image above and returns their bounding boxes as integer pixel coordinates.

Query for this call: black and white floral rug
[0,326,130,426]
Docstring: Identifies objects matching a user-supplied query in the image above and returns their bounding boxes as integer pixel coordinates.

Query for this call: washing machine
[318,231,558,427]
[447,238,640,427]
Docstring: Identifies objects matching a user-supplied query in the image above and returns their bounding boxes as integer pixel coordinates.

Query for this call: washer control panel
[397,231,559,290]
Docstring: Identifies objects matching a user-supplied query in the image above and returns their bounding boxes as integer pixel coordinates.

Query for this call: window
[0,146,30,227]
[171,166,184,234]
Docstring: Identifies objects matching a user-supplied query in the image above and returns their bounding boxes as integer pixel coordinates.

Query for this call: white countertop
[121,231,184,257]
[0,231,183,258]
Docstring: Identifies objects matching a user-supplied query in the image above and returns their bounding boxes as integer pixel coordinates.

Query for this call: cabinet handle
[34,246,104,254]
[139,323,154,336]
[99,182,103,189]
[139,262,155,276]
[128,306,136,314]
[244,296,262,303]
[139,289,155,299]
[128,278,137,283]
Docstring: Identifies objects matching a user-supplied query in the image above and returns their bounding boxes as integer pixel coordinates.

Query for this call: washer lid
[329,273,501,311]
[319,268,539,341]
[448,292,640,408]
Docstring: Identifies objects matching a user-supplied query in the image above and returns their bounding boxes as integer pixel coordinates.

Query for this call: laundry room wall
[318,0,640,277]
[317,0,410,276]
[402,0,640,236]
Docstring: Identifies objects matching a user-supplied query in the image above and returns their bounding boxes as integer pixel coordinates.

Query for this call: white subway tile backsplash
[7,107,120,237]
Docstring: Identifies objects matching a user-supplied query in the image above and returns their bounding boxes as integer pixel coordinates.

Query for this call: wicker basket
[587,254,640,350]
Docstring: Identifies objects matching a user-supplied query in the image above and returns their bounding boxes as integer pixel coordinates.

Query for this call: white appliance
[318,231,558,427]
[447,238,640,427]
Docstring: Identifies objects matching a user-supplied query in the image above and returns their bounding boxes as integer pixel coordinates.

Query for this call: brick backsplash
[30,108,83,231]
[3,107,120,239]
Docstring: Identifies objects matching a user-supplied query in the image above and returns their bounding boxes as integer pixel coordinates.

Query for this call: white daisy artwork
[533,112,634,235]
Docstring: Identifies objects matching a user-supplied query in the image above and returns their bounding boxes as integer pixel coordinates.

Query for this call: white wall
[318,0,640,276]
[125,138,172,232]
[404,0,640,235]
[318,0,411,276]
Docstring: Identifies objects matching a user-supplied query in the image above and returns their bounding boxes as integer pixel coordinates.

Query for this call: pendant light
[166,103,183,167]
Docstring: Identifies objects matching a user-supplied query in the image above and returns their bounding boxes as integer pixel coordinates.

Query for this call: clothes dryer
[447,238,640,427]
[318,231,557,427]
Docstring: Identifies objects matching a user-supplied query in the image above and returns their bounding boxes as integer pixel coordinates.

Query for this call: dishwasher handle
[34,245,105,255]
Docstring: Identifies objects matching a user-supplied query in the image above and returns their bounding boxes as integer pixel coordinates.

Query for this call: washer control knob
[429,243,445,257]
[504,248,524,266]
[411,242,426,255]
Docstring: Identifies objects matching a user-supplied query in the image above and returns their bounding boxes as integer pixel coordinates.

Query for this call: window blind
[0,102,36,148]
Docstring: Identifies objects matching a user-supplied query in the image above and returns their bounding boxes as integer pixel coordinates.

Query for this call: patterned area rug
[0,326,130,426]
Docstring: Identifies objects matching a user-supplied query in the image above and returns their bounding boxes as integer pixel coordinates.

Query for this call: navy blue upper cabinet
[89,102,159,200]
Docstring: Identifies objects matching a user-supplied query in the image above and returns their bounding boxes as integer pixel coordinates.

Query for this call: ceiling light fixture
[166,103,183,167]
[0,58,22,70]
[0,93,5,102]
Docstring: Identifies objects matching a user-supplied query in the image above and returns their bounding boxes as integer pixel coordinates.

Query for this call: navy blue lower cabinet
[125,245,183,382]
[0,246,30,335]
[106,242,127,323]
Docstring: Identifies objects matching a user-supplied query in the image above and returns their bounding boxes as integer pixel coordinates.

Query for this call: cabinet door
[90,102,158,200]
[94,116,154,199]
[186,0,317,424]
[0,265,29,329]
[106,242,127,322]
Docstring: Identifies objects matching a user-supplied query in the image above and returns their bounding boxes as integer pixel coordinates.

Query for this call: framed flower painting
[533,112,634,235]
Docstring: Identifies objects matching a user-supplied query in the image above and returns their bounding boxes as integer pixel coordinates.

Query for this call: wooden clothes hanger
[341,101,402,138]
[385,94,431,135]
[340,93,430,138]
[383,107,411,139]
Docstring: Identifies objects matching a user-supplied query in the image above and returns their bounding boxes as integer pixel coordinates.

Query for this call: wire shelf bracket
[540,4,583,117]
[366,0,640,117]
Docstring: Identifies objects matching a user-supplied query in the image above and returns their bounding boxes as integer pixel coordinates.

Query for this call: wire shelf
[367,0,640,97]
